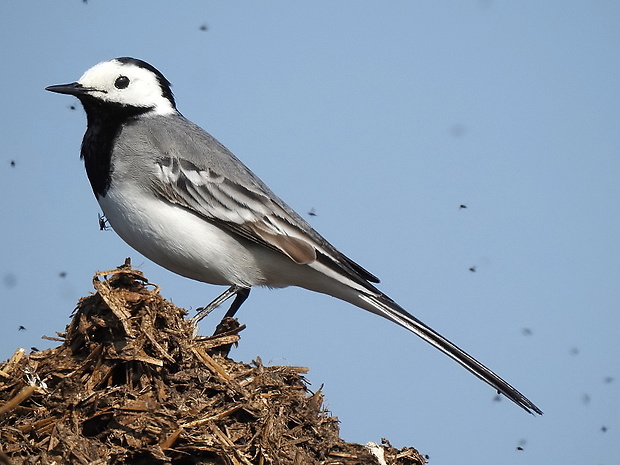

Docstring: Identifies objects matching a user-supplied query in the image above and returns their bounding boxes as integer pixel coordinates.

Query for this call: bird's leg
[192,285,248,323]
[223,287,251,318]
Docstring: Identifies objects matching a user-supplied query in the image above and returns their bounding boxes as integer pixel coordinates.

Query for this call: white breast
[98,184,270,287]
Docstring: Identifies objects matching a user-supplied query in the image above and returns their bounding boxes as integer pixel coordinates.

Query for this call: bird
[46,57,542,415]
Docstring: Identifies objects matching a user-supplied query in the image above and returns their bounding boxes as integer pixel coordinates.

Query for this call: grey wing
[144,115,380,285]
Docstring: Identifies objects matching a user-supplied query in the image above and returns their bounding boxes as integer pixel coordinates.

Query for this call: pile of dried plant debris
[0,260,424,465]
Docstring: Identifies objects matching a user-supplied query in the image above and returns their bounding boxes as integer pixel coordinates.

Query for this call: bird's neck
[80,101,149,198]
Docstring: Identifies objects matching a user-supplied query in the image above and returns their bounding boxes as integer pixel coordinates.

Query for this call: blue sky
[1,1,619,464]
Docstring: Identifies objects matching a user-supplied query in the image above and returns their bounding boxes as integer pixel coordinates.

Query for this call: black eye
[114,75,130,89]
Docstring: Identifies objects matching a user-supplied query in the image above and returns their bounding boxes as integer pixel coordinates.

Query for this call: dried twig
[0,262,423,465]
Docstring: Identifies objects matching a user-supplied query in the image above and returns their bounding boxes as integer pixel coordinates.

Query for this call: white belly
[98,185,272,287]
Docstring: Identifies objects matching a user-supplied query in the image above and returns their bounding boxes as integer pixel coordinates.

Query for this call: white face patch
[77,59,176,115]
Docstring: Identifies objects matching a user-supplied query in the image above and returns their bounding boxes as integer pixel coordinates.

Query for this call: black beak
[45,82,91,96]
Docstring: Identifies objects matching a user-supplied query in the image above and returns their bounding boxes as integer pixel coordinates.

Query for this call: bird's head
[46,57,176,116]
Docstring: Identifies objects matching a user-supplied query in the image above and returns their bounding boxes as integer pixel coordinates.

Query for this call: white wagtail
[46,58,542,415]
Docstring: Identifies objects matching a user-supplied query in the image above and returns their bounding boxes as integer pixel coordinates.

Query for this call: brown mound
[0,260,424,465]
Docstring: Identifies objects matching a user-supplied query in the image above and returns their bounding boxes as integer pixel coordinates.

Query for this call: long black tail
[358,293,543,415]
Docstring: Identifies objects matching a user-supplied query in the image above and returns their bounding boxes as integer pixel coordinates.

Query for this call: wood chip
[0,261,423,465]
